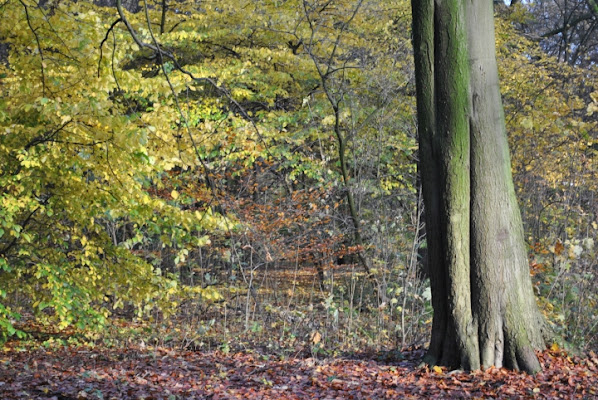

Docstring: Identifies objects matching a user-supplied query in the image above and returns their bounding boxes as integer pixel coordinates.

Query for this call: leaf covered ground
[0,343,597,399]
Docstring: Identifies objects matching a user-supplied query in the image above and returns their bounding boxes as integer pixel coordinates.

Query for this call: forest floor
[1,340,597,399]
[2,265,597,399]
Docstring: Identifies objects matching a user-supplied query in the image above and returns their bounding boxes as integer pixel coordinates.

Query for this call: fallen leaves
[0,345,596,399]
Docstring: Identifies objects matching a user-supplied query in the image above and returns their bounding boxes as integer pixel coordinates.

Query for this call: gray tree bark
[411,0,550,374]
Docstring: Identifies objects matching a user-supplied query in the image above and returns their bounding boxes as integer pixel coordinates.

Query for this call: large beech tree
[411,0,551,373]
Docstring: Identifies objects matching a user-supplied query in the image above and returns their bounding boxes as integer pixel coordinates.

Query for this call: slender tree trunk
[411,0,550,374]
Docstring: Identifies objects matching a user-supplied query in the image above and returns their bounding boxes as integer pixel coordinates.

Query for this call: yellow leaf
[322,115,336,126]
[171,190,179,200]
[520,117,534,130]
[432,365,443,374]
[551,342,559,352]
[310,330,322,345]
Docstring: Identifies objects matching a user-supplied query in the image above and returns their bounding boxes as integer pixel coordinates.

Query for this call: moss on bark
[411,0,548,374]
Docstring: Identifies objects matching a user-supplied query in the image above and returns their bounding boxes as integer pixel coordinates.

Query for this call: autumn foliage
[0,0,597,396]
[0,343,597,399]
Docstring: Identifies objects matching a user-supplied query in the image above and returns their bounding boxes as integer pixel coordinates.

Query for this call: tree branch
[0,207,40,257]
[24,120,73,151]
[20,0,46,97]
[541,12,595,38]
[160,0,167,34]
[98,18,122,78]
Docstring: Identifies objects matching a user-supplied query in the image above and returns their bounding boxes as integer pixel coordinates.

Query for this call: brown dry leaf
[554,240,565,255]
[1,345,597,399]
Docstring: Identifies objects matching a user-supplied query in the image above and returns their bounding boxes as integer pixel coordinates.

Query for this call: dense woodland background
[0,0,597,361]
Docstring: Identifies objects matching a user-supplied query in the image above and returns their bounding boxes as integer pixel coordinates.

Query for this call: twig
[98,18,122,78]
[20,0,46,97]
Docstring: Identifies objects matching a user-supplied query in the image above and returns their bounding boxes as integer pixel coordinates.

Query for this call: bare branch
[541,12,595,38]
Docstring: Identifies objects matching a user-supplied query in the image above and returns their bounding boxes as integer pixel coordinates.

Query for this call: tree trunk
[411,0,550,374]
